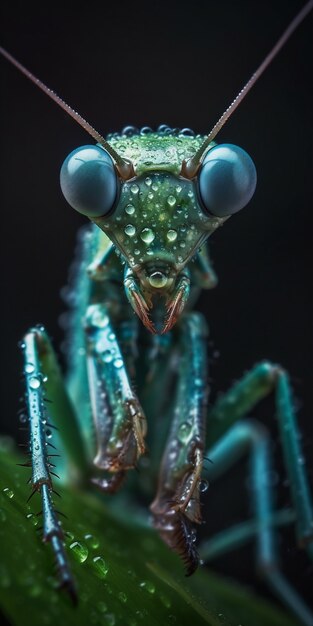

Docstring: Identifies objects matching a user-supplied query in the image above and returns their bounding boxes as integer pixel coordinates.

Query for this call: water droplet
[26,512,38,526]
[130,184,139,195]
[140,228,155,244]
[113,358,123,369]
[141,126,152,135]
[25,363,35,374]
[139,580,155,594]
[145,177,152,186]
[118,591,127,603]
[97,600,108,613]
[91,309,109,328]
[199,479,209,493]
[96,337,107,353]
[166,229,177,242]
[102,350,113,363]
[134,249,140,255]
[176,185,182,193]
[125,204,135,215]
[29,377,41,390]
[2,487,14,499]
[177,422,192,444]
[84,533,100,549]
[69,541,88,563]
[125,224,136,237]
[92,556,109,578]
[160,593,171,608]
[167,195,176,207]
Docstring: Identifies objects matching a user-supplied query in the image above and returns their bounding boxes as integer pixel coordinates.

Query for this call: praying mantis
[0,1,312,624]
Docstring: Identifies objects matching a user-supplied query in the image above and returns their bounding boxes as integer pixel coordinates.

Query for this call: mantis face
[60,130,256,333]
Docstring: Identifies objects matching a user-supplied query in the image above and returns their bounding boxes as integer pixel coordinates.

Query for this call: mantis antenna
[0,46,135,180]
[181,0,313,178]
[1,1,312,180]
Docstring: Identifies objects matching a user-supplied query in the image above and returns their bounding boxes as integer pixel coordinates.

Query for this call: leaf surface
[0,444,298,626]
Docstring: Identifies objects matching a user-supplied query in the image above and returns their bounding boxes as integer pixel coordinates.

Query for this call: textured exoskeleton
[1,4,313,624]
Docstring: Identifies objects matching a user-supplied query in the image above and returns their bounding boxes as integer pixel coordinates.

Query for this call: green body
[17,128,313,625]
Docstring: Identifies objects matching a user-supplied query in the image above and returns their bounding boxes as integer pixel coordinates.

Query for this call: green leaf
[0,443,298,626]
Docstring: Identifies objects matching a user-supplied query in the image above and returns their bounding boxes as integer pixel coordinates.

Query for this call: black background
[1,0,312,618]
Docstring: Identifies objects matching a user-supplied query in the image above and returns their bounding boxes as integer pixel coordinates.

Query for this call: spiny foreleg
[85,303,147,492]
[150,312,209,575]
[21,328,80,602]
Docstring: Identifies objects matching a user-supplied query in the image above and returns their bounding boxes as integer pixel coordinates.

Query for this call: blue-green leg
[21,328,84,602]
[201,362,313,625]
[61,224,146,491]
[150,312,209,575]
[138,331,175,491]
[208,362,313,547]
[200,420,313,626]
[84,302,147,492]
[62,225,97,461]
[64,224,118,461]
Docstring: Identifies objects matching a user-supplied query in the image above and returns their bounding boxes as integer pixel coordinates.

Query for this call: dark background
[1,0,312,618]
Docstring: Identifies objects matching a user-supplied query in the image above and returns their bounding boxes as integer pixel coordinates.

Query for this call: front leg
[150,312,209,574]
[85,303,147,491]
[21,328,81,601]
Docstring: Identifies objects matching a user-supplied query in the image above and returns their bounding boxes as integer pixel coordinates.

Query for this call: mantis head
[60,133,256,333]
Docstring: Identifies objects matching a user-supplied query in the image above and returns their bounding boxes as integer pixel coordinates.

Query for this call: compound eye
[60,145,118,217]
[199,144,257,217]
